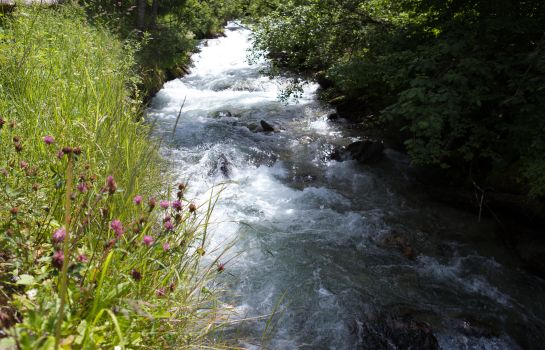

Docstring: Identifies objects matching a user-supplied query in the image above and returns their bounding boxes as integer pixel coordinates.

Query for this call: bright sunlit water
[148,23,545,349]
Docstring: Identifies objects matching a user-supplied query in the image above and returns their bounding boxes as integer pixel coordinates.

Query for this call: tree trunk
[150,0,159,29]
[137,0,146,32]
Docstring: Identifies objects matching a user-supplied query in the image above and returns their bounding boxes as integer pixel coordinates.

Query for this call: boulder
[315,71,335,89]
[346,140,384,164]
[327,112,340,121]
[260,120,275,132]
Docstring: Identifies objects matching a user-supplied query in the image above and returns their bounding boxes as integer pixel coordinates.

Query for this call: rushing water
[148,23,545,349]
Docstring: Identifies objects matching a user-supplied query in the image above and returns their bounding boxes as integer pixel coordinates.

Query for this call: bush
[251,0,545,198]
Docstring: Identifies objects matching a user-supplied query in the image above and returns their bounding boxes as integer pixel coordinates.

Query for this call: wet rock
[219,154,230,178]
[210,110,233,118]
[353,313,439,350]
[207,154,231,178]
[329,148,345,161]
[315,71,335,89]
[327,112,340,121]
[246,123,259,132]
[346,140,384,164]
[260,120,275,132]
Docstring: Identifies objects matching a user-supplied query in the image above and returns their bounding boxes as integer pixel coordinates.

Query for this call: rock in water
[260,120,275,132]
[346,140,384,163]
[327,112,339,121]
[354,314,439,350]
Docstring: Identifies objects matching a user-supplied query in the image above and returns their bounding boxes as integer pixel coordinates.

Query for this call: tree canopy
[251,0,545,198]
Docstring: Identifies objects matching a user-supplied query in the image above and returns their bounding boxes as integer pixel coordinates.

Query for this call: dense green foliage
[82,0,257,95]
[252,0,545,198]
[0,5,227,348]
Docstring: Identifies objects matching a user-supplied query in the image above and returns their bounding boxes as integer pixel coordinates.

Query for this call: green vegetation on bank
[82,0,260,96]
[0,5,228,349]
[251,0,545,201]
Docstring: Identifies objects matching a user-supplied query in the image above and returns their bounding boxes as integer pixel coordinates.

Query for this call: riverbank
[0,5,226,348]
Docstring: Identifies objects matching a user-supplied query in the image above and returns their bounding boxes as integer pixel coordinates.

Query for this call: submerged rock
[353,313,439,350]
[378,231,418,260]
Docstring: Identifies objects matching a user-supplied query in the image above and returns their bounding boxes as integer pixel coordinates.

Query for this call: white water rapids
[148,23,545,349]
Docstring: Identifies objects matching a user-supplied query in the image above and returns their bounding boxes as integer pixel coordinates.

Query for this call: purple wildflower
[160,200,169,209]
[56,150,64,159]
[156,287,166,297]
[217,262,225,272]
[162,242,170,251]
[143,235,154,246]
[52,250,64,269]
[106,175,117,194]
[148,197,156,210]
[164,220,174,231]
[43,135,55,145]
[134,195,143,205]
[52,227,66,243]
[77,182,88,193]
[110,219,124,238]
[19,161,28,169]
[172,200,182,211]
[77,254,88,263]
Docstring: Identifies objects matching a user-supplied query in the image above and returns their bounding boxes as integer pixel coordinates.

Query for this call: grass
[0,4,230,349]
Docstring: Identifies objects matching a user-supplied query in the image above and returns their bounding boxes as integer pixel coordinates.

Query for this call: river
[147,22,545,349]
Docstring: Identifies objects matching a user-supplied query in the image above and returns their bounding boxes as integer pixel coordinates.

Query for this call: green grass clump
[0,5,227,349]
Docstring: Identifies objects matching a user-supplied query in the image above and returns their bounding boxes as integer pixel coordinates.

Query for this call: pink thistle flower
[77,254,88,263]
[43,135,55,145]
[77,182,88,193]
[217,262,225,272]
[162,242,170,251]
[160,200,169,209]
[148,197,156,210]
[133,195,143,205]
[143,235,154,246]
[106,175,117,194]
[110,219,124,238]
[52,250,64,269]
[56,150,64,159]
[19,161,28,169]
[156,287,166,297]
[172,200,182,211]
[164,220,174,231]
[52,227,66,243]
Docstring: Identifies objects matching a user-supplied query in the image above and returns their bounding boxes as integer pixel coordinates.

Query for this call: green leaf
[16,274,35,285]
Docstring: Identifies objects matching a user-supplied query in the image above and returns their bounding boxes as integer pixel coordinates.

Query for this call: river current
[148,23,545,349]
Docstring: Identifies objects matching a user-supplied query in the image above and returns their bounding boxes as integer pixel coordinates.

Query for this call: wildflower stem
[54,154,73,349]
